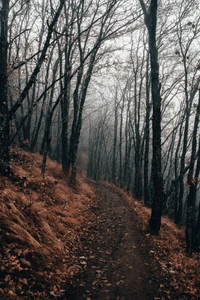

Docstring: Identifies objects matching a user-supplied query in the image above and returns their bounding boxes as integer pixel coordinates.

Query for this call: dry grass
[0,148,94,299]
[143,210,199,299]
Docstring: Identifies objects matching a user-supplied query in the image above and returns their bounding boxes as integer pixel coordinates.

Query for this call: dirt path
[65,181,161,300]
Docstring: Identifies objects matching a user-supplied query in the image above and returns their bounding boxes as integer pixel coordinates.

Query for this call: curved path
[65,181,160,300]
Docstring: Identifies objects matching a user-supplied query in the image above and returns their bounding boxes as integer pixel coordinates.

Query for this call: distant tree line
[87,0,200,254]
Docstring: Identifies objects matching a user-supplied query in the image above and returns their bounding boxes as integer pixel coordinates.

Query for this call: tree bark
[0,0,10,175]
[186,90,200,255]
[144,52,151,206]
[112,94,118,184]
[139,0,163,234]
[0,0,65,174]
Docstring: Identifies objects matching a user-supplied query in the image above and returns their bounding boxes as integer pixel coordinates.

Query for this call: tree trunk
[0,1,10,175]
[194,201,200,251]
[112,95,118,184]
[61,11,72,175]
[186,90,200,254]
[140,0,163,234]
[41,96,61,177]
[144,54,151,206]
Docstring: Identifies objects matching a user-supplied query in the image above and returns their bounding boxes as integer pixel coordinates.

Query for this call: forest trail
[66,180,160,300]
[1,150,199,299]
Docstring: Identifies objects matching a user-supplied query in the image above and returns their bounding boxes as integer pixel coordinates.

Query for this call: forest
[0,0,200,259]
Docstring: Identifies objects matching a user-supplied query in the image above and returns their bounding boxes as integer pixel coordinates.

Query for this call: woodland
[0,0,200,267]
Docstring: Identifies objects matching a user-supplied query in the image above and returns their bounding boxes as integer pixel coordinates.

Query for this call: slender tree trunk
[112,95,118,184]
[119,95,125,188]
[194,200,200,251]
[139,0,163,234]
[186,90,200,255]
[123,97,131,190]
[0,1,10,175]
[144,54,151,206]
[41,96,61,177]
[61,9,72,175]
[30,51,57,152]
[174,119,184,224]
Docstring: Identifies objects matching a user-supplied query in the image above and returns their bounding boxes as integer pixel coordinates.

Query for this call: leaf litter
[0,148,95,299]
[0,149,200,299]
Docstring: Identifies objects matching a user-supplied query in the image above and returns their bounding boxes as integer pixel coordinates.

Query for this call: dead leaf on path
[106,283,112,287]
[79,283,85,287]
[19,278,28,285]
[79,256,87,260]
[5,275,11,283]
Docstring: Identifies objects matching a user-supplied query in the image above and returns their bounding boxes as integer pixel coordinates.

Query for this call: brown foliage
[1,153,200,299]
[0,148,94,299]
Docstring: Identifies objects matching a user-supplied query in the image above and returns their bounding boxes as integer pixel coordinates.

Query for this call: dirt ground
[65,180,161,300]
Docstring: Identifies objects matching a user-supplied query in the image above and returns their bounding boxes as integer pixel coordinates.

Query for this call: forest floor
[0,149,200,299]
[65,180,160,300]
[65,180,200,300]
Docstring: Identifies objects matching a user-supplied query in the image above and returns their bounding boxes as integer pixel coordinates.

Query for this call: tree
[0,0,10,174]
[67,0,135,182]
[139,0,163,234]
[0,0,65,175]
[143,50,151,206]
[186,89,200,254]
[174,8,200,225]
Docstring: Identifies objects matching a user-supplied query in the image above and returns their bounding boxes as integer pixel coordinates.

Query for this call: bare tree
[186,89,200,254]
[0,0,65,174]
[0,0,10,174]
[139,0,163,234]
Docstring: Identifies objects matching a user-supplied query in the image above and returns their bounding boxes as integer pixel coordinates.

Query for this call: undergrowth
[0,148,94,299]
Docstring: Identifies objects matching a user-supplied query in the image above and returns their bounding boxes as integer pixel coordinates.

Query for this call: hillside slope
[0,148,94,299]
